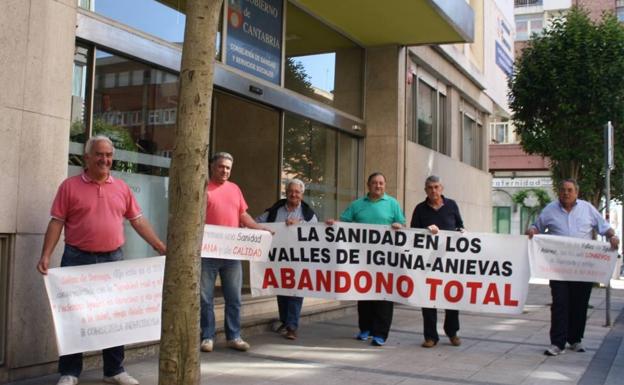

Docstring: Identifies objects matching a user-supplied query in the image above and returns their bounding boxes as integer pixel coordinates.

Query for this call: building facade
[0,0,507,380]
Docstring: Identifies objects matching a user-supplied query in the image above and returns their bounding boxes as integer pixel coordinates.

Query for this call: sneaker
[285,328,297,340]
[103,372,139,385]
[227,338,250,351]
[449,335,462,346]
[371,336,386,346]
[200,338,213,352]
[57,376,79,385]
[569,342,586,352]
[272,321,287,335]
[421,339,437,348]
[544,345,564,356]
[355,330,370,341]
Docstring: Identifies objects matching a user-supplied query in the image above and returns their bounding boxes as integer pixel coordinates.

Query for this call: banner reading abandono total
[44,257,165,355]
[251,223,530,314]
[529,234,618,284]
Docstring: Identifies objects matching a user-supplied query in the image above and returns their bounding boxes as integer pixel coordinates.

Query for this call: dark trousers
[59,347,125,378]
[549,280,593,349]
[422,308,459,342]
[58,245,125,377]
[358,300,394,339]
[277,295,304,330]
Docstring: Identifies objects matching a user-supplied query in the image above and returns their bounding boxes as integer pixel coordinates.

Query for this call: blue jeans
[58,244,125,378]
[277,296,303,330]
[200,258,242,340]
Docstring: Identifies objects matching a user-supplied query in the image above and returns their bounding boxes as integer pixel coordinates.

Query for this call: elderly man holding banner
[37,135,166,385]
[411,175,464,348]
[527,179,619,356]
[256,179,318,340]
[327,172,405,346]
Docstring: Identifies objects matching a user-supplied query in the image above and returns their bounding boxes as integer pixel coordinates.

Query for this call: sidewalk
[10,283,624,385]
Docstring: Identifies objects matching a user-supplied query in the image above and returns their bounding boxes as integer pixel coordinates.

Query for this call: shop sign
[492,177,553,188]
[226,0,283,84]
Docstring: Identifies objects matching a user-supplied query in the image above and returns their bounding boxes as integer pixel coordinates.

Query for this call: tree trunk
[159,1,223,384]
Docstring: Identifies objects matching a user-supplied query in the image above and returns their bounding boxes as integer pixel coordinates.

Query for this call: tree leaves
[509,7,624,206]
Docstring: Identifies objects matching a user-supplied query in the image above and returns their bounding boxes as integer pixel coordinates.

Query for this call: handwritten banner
[43,257,165,355]
[529,234,618,284]
[202,224,272,261]
[251,223,530,314]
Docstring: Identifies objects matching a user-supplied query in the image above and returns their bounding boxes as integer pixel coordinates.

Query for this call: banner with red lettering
[43,257,165,355]
[250,223,530,314]
[202,224,272,261]
[529,234,618,284]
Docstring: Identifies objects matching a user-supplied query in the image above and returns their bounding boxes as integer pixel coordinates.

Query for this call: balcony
[514,0,543,7]
[514,0,544,15]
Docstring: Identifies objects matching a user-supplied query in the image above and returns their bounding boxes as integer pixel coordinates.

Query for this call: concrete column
[363,45,405,202]
[0,0,76,378]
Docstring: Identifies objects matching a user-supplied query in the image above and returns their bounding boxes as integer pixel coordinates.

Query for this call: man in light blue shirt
[527,179,619,356]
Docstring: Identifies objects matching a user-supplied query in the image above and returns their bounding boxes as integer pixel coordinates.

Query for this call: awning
[290,0,474,46]
[158,0,474,47]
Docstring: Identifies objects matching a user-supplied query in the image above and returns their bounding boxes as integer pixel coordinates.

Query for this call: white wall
[543,0,572,11]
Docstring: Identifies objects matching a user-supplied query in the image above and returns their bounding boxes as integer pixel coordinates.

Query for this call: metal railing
[514,0,543,8]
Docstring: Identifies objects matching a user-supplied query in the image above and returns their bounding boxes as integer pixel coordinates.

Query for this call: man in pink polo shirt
[37,135,166,385]
[200,152,272,353]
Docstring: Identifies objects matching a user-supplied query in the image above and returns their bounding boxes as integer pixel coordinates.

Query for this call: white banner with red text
[43,256,165,355]
[529,234,618,284]
[250,223,531,314]
[201,224,273,261]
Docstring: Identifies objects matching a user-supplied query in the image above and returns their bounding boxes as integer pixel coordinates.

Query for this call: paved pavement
[9,282,624,385]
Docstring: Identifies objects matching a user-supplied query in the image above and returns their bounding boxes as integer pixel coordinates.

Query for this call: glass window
[618,7,624,22]
[490,122,510,143]
[417,80,437,150]
[439,93,447,154]
[283,113,358,220]
[285,3,364,117]
[409,72,448,155]
[83,0,223,58]
[463,114,475,166]
[69,47,176,258]
[516,20,528,39]
[462,105,484,169]
[337,132,360,215]
[515,14,543,41]
[70,45,90,167]
[492,207,511,234]
[88,0,186,43]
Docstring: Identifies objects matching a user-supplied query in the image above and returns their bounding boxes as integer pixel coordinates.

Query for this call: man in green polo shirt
[329,172,405,346]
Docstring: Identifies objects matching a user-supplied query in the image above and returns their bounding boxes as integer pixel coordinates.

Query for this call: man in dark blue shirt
[410,175,464,348]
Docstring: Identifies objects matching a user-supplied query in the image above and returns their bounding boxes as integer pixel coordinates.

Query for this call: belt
[66,244,120,255]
